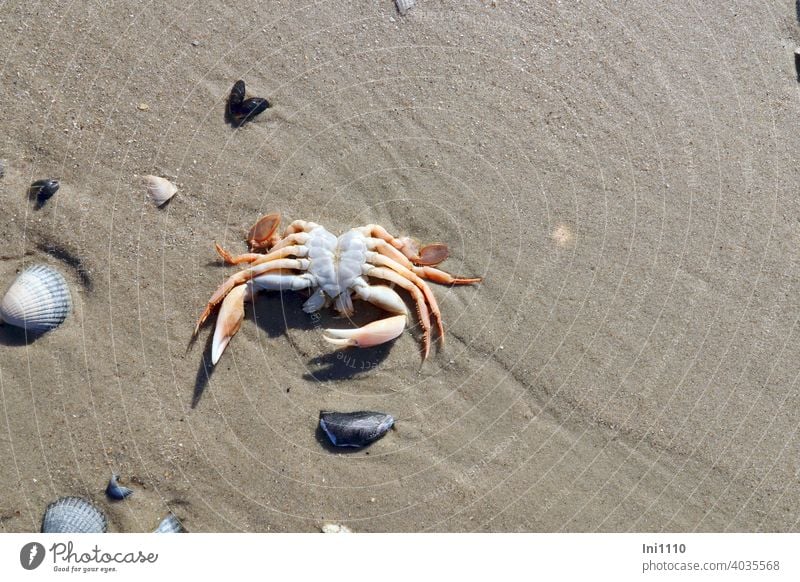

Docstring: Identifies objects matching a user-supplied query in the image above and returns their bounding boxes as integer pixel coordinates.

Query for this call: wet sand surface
[1,1,799,532]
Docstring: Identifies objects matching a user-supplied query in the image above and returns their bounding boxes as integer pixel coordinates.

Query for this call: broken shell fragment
[42,496,108,533]
[0,264,72,334]
[144,175,177,207]
[105,474,133,500]
[319,411,395,448]
[29,178,60,209]
[154,513,186,533]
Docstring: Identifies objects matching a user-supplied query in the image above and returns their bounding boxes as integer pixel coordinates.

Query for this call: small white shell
[395,0,415,15]
[0,264,71,334]
[321,523,353,533]
[144,175,178,207]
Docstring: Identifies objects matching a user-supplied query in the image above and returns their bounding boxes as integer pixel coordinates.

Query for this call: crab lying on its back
[194,213,481,365]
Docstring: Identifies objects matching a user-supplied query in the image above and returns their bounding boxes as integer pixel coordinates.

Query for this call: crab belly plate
[307,227,367,313]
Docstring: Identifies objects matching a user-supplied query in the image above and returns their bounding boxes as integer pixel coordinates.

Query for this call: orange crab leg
[413,266,482,285]
[365,252,444,341]
[216,243,309,267]
[194,258,308,334]
[362,225,450,266]
[364,267,432,359]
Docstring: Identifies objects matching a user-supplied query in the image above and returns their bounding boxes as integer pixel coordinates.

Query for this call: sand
[1,0,799,532]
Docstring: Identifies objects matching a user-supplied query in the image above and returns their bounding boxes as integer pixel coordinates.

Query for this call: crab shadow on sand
[191,291,397,407]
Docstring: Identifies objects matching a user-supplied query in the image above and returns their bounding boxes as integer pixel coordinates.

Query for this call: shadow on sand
[190,291,401,407]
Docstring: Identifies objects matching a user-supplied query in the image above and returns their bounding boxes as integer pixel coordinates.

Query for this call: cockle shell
[319,411,395,448]
[0,264,71,334]
[395,0,415,15]
[154,513,186,533]
[143,175,177,207]
[41,496,108,533]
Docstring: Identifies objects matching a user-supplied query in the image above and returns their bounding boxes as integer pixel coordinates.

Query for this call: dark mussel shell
[238,97,270,119]
[105,474,133,500]
[226,79,269,126]
[319,411,395,448]
[29,178,59,209]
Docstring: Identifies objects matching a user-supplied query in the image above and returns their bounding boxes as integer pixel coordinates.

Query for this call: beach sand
[1,0,799,532]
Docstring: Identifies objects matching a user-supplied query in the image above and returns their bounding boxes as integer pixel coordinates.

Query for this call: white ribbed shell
[395,0,415,15]
[0,264,71,333]
[41,496,108,533]
[154,513,186,533]
[144,175,178,206]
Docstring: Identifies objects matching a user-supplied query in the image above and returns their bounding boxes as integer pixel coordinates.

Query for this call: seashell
[227,79,270,126]
[319,411,395,448]
[143,175,177,207]
[238,97,270,119]
[0,159,5,179]
[154,513,186,533]
[321,523,352,533]
[0,264,71,334]
[41,496,108,533]
[395,0,415,15]
[105,474,133,500]
[228,80,246,111]
[29,178,59,208]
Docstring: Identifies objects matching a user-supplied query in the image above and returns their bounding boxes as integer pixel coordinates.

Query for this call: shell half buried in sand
[319,411,395,448]
[144,175,178,207]
[153,513,186,533]
[41,496,108,533]
[0,264,72,334]
[395,0,415,15]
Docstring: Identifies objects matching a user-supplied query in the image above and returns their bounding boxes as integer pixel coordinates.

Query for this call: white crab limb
[322,282,408,349]
[323,314,408,348]
[211,284,247,365]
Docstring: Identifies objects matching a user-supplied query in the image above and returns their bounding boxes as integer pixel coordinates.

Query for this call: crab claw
[211,284,247,365]
[395,237,450,266]
[247,212,281,251]
[416,243,449,266]
[323,315,407,349]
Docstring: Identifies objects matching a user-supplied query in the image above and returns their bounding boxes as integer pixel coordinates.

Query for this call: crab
[194,213,481,365]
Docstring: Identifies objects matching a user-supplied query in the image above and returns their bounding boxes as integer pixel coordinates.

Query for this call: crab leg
[361,225,450,266]
[282,219,320,237]
[215,242,309,266]
[323,314,408,350]
[211,283,247,365]
[323,282,410,351]
[365,251,444,340]
[362,267,434,358]
[412,266,482,285]
[210,273,315,365]
[194,258,309,333]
